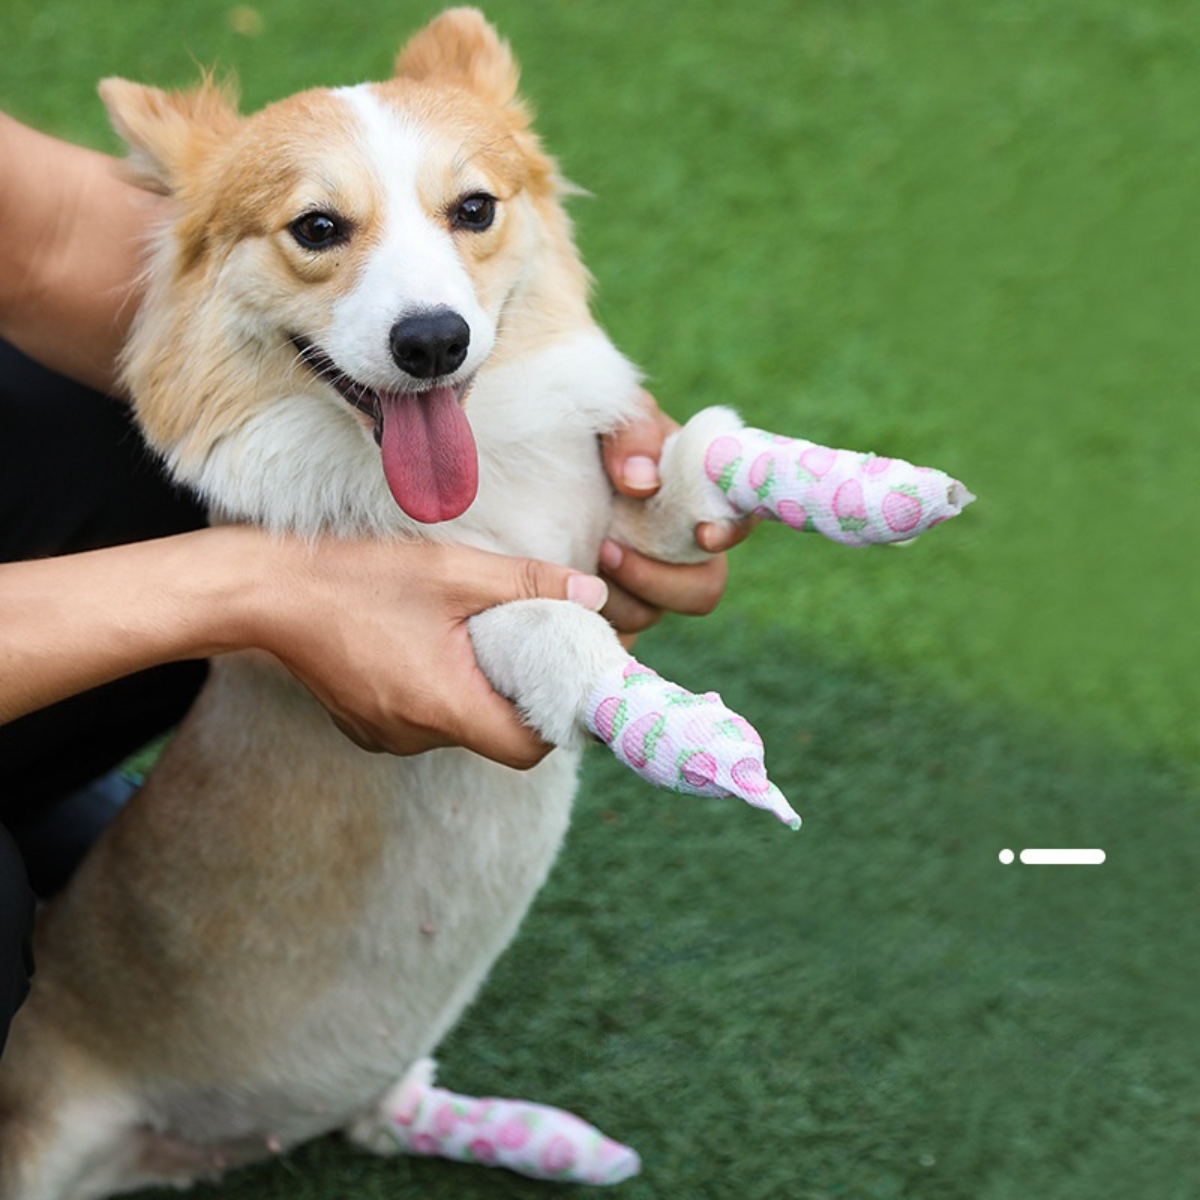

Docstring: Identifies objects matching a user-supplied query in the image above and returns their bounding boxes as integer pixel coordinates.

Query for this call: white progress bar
[999,848,1105,866]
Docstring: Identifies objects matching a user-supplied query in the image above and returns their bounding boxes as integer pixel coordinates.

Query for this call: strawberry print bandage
[384,1059,641,1186]
[585,657,800,830]
[704,426,974,546]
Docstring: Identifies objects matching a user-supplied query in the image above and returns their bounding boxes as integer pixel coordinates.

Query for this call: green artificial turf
[4,2,1198,1197]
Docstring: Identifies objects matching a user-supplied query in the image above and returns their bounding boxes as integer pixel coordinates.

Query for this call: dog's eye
[451,193,497,232]
[289,212,347,251]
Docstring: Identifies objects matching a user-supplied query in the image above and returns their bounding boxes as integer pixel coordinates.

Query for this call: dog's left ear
[99,74,240,194]
[395,8,523,114]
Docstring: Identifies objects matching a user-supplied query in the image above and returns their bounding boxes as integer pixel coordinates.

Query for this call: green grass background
[4,1,1199,1196]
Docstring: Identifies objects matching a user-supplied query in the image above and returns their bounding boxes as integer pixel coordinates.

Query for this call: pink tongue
[377,387,479,523]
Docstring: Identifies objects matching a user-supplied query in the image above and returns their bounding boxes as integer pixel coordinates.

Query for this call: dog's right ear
[99,75,240,194]
[395,8,522,112]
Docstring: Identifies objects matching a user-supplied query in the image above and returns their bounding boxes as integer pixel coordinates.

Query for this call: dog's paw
[380,1059,640,1186]
[704,424,974,546]
[585,658,800,829]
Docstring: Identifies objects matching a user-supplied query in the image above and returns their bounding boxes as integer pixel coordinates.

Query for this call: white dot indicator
[999,848,1105,865]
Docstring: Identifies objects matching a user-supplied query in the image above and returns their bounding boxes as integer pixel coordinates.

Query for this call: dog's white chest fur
[138,331,641,1143]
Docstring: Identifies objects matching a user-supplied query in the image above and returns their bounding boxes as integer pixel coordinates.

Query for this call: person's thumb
[458,549,609,615]
[601,389,677,498]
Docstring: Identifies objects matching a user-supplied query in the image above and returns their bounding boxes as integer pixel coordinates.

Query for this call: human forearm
[0,528,257,723]
[0,528,609,767]
[0,113,159,394]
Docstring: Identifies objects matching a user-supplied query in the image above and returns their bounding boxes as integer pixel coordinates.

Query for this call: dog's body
[0,11,745,1197]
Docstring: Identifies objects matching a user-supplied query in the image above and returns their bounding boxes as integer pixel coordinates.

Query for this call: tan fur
[99,74,240,198]
[117,25,589,483]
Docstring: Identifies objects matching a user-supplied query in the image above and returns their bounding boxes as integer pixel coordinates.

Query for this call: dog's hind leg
[1,1084,245,1200]
[0,1079,140,1200]
[0,1003,231,1200]
[0,1003,130,1200]
[346,1059,640,1186]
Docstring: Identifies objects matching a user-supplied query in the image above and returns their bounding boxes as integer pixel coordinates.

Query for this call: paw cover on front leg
[705,425,974,546]
[585,658,800,830]
[385,1059,640,1186]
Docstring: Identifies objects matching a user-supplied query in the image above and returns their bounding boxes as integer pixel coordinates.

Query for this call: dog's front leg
[577,402,974,828]
[607,404,974,561]
[468,600,799,827]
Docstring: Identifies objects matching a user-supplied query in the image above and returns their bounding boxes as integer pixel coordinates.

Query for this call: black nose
[390,310,471,380]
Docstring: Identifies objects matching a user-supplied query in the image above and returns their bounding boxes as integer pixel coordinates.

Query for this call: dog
[0,9,791,1197]
[0,7,980,1192]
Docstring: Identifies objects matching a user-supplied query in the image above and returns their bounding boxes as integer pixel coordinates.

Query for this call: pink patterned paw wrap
[705,426,974,546]
[585,658,800,830]
[386,1060,640,1186]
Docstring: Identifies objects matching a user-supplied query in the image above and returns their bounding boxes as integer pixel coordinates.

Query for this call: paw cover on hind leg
[385,1059,640,1185]
[705,425,975,546]
[585,658,800,829]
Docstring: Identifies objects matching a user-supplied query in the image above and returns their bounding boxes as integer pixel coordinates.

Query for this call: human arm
[0,112,153,395]
[0,527,607,767]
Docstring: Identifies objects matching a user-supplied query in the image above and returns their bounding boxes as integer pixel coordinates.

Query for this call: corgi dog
[0,6,979,1193]
[0,8,778,1198]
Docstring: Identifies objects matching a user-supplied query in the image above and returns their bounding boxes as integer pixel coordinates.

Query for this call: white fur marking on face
[326,87,494,388]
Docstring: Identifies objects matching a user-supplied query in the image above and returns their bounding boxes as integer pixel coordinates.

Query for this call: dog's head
[103,8,592,532]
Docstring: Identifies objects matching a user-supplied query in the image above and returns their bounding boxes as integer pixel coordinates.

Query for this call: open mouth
[291,335,479,524]
[292,335,388,440]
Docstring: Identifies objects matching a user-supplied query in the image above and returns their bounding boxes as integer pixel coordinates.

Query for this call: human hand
[599,391,755,643]
[0,526,605,768]
[240,535,608,766]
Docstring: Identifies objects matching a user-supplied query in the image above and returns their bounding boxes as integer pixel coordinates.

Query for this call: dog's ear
[395,8,523,112]
[99,75,240,194]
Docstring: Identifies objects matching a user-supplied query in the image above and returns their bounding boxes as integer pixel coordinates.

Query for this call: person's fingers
[421,650,554,769]
[330,712,387,755]
[695,515,760,555]
[330,664,552,769]
[601,390,679,498]
[598,539,728,618]
[598,578,665,639]
[449,693,554,770]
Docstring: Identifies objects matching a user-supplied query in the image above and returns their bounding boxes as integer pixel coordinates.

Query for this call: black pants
[0,340,208,1055]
